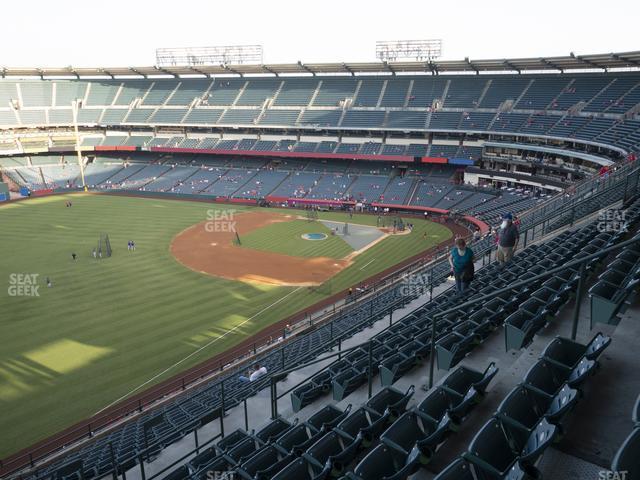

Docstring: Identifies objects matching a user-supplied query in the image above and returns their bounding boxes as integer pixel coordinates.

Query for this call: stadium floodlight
[156,45,263,67]
[375,39,442,62]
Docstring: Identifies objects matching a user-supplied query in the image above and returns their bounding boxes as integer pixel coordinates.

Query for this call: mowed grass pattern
[240,219,353,259]
[0,194,452,458]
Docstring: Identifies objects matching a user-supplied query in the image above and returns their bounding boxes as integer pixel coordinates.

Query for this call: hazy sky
[1,0,638,67]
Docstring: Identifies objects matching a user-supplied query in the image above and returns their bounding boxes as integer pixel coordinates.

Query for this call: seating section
[158,361,496,480]
[589,201,640,324]
[0,74,638,153]
[437,334,610,480]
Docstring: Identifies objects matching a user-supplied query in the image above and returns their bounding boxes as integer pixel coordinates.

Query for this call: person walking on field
[448,238,475,294]
[497,213,520,266]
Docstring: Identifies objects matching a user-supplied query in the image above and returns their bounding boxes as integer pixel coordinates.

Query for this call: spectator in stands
[496,213,519,266]
[239,364,267,383]
[448,238,474,294]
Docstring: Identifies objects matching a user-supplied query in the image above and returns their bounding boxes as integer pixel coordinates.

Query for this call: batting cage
[96,233,112,258]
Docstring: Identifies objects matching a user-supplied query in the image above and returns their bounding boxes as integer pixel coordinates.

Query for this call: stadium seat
[380,410,451,462]
[523,359,595,395]
[634,393,640,425]
[611,428,640,480]
[236,445,296,480]
[332,367,368,401]
[162,465,190,480]
[432,457,475,480]
[439,363,498,418]
[302,431,362,475]
[541,333,611,369]
[223,436,262,465]
[270,457,330,480]
[436,331,475,371]
[365,385,414,421]
[292,383,326,413]
[189,446,226,473]
[416,386,466,426]
[274,422,323,456]
[254,417,295,444]
[345,443,419,480]
[334,407,388,447]
[496,384,578,433]
[379,352,416,386]
[504,309,547,351]
[217,429,251,452]
[464,417,555,478]
[307,404,352,432]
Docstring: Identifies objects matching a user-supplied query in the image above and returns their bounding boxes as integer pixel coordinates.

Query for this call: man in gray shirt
[497,213,519,266]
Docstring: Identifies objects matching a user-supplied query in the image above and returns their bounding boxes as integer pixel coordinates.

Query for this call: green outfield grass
[0,194,452,458]
[240,219,353,258]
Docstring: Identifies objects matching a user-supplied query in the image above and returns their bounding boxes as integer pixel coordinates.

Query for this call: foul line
[359,259,376,270]
[93,286,303,416]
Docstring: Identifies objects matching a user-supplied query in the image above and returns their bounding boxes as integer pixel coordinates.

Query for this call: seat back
[523,360,563,396]
[433,458,474,480]
[381,411,426,455]
[255,418,293,444]
[611,428,640,479]
[307,404,350,432]
[417,387,454,423]
[217,429,249,452]
[497,386,543,431]
[467,418,517,475]
[270,458,314,480]
[305,431,343,466]
[351,444,404,480]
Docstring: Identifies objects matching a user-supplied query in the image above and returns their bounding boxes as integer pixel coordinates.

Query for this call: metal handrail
[426,233,640,388]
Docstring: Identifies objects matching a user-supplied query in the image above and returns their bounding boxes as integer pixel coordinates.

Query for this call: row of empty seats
[435,333,611,479]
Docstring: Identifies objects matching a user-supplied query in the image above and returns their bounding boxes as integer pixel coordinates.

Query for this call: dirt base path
[170,211,350,286]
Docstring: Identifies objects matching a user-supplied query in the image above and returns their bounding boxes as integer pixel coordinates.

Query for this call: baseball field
[0,193,453,458]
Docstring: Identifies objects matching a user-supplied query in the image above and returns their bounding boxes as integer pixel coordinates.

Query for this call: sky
[1,0,638,67]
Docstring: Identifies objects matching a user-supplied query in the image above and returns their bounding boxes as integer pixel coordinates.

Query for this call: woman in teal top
[448,238,475,294]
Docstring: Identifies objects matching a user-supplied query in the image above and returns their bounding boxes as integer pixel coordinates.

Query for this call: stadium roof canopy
[1,50,640,78]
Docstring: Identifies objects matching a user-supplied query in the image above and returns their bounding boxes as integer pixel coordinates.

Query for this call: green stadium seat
[270,457,330,480]
[432,458,475,480]
[236,445,296,480]
[464,418,555,478]
[345,443,419,480]
[255,417,295,444]
[334,407,388,447]
[541,333,611,369]
[302,430,362,476]
[611,428,640,480]
[365,385,414,421]
[381,410,451,462]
